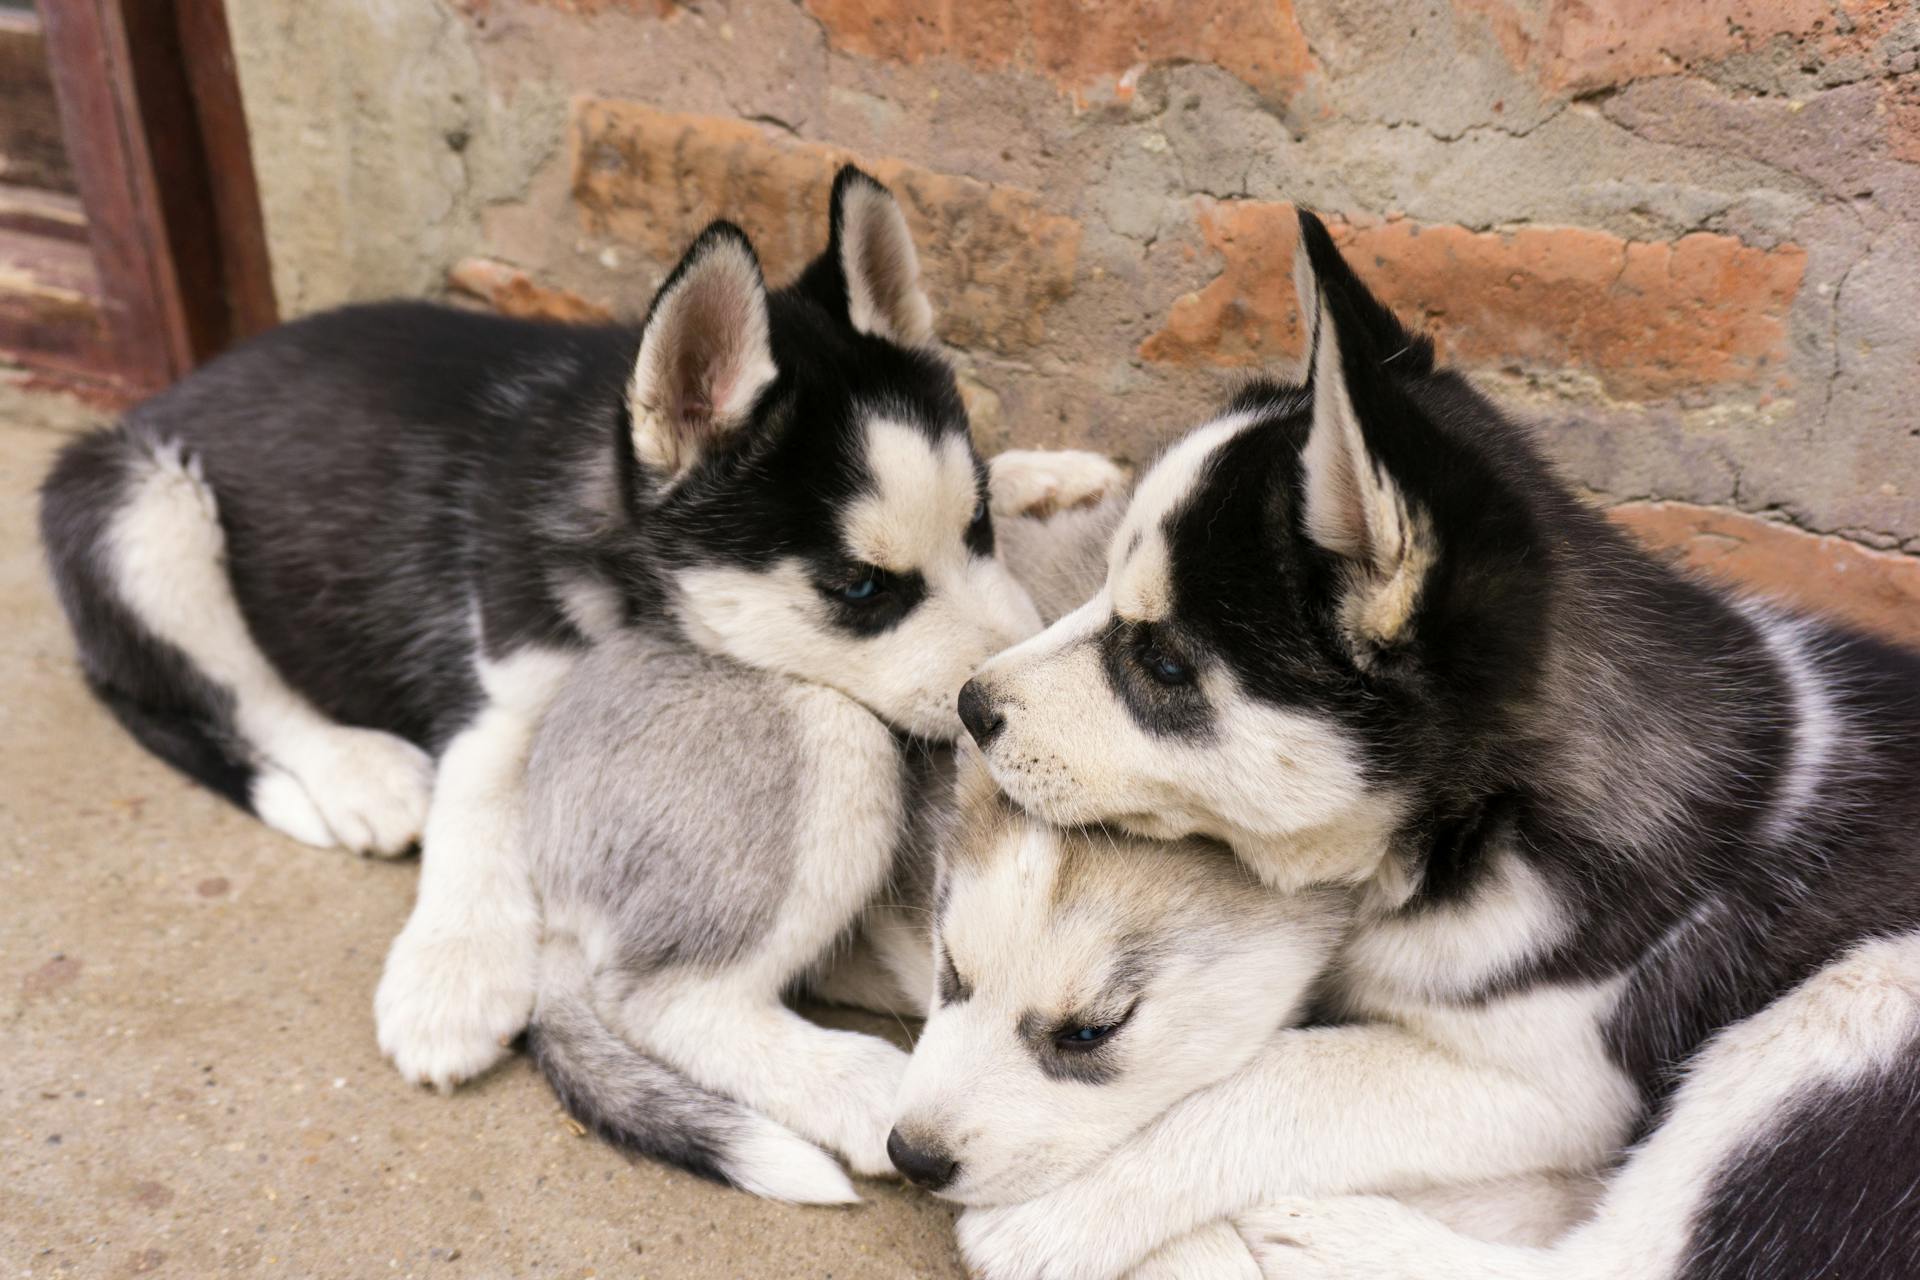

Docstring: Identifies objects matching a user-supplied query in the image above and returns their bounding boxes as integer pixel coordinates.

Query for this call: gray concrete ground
[1,401,964,1278]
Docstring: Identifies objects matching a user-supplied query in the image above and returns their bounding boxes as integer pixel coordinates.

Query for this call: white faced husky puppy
[37,167,1042,1091]
[521,456,1126,1204]
[894,759,1599,1278]
[954,211,1920,1280]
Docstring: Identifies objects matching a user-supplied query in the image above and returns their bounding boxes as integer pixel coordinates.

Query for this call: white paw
[375,920,534,1091]
[726,1115,860,1205]
[258,724,433,857]
[989,448,1129,520]
[830,1035,911,1179]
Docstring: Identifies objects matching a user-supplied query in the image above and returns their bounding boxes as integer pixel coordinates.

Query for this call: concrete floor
[1,401,963,1279]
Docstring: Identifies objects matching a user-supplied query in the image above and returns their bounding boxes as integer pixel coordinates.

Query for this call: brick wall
[225,0,1920,643]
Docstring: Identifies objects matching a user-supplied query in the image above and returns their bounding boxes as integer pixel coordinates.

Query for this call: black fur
[1680,1045,1920,1280]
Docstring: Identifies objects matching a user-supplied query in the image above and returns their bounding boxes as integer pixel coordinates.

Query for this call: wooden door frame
[30,0,274,396]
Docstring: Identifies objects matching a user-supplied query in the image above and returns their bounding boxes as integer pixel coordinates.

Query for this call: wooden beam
[0,11,75,194]
[33,0,276,394]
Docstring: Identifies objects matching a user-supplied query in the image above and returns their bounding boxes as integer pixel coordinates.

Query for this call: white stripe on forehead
[842,417,978,571]
[1109,412,1258,622]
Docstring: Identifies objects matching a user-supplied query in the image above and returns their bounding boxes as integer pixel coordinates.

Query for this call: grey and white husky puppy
[894,759,1599,1278]
[952,211,1920,1280]
[39,167,1045,1091]
[522,456,1127,1203]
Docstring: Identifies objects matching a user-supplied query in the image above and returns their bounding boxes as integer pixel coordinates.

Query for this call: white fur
[955,988,1634,1280]
[722,1113,861,1205]
[838,178,936,347]
[675,419,1040,739]
[987,449,1128,521]
[895,818,1348,1208]
[612,679,909,1180]
[628,232,778,478]
[1745,605,1843,847]
[106,440,433,856]
[973,589,1401,892]
[1338,850,1570,999]
[1237,931,1920,1279]
[375,645,574,1090]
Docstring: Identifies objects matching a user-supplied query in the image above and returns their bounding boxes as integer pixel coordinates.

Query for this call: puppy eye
[1142,648,1192,687]
[1055,1022,1123,1051]
[832,568,889,604]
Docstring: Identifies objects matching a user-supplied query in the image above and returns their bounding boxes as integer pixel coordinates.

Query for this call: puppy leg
[1239,932,1920,1280]
[72,433,431,855]
[1127,1222,1260,1280]
[376,647,574,1089]
[956,1016,1630,1280]
[621,976,909,1178]
[624,680,910,1174]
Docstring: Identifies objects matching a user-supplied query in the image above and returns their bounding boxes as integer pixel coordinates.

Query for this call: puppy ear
[817,165,937,347]
[629,221,778,478]
[1293,210,1436,652]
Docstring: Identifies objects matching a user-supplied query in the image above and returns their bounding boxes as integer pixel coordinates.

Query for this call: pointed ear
[629,222,778,478]
[825,165,936,347]
[1293,210,1436,651]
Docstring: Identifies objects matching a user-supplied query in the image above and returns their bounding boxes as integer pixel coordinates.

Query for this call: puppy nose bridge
[957,678,1005,747]
[886,1126,959,1191]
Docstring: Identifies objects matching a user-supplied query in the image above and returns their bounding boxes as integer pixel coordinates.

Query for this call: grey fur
[528,632,808,974]
[521,479,1127,1195]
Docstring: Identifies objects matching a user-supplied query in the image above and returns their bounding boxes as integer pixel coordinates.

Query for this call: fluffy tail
[529,943,856,1204]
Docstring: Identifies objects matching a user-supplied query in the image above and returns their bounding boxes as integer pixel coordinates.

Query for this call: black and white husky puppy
[520,471,1126,1205]
[953,212,1920,1280]
[38,167,1042,1091]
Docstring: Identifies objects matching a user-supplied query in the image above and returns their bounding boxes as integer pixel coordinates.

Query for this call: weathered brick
[804,0,1314,103]
[1456,0,1834,93]
[570,99,1081,353]
[1613,501,1920,650]
[448,257,614,324]
[1886,75,1920,165]
[1142,201,1806,400]
[452,0,672,19]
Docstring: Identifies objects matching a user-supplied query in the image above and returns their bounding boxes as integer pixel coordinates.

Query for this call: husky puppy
[521,459,1126,1204]
[38,167,1042,1091]
[894,759,1599,1278]
[952,211,1920,1280]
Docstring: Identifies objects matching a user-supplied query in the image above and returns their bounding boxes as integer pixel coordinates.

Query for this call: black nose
[957,679,1005,747]
[887,1127,958,1190]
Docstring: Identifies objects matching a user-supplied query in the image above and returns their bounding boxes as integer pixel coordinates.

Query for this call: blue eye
[834,570,887,604]
[1057,1022,1120,1049]
[1145,651,1191,686]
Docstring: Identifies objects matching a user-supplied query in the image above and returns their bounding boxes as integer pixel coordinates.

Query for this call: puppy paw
[258,725,433,857]
[989,449,1129,520]
[375,919,534,1091]
[831,1035,912,1179]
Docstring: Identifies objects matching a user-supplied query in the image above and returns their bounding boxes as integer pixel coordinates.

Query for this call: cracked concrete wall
[223,0,1920,601]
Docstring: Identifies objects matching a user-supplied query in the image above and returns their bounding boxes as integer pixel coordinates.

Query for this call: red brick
[1141,201,1806,401]
[1612,501,1920,650]
[804,0,1314,103]
[570,99,1081,353]
[448,257,614,324]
